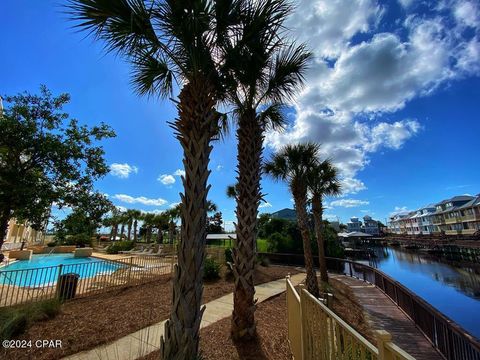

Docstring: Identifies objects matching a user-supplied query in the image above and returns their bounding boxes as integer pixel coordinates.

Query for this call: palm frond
[67,0,159,55]
[131,50,174,97]
[257,103,287,130]
[259,42,312,105]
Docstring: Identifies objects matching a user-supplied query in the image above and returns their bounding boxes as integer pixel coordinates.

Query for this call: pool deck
[92,252,131,261]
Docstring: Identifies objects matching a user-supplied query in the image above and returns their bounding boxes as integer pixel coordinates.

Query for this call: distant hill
[271,208,297,221]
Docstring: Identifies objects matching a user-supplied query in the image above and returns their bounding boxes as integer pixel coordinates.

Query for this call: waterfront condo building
[388,194,480,236]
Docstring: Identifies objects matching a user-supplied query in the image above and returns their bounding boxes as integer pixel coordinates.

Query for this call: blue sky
[1,0,479,229]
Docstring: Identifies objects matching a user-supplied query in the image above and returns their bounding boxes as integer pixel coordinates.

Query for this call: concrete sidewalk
[63,272,305,360]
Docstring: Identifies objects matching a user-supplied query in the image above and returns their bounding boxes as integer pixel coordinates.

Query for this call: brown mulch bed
[2,265,299,360]
[142,293,292,360]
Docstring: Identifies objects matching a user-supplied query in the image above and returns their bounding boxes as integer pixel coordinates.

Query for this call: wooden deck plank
[331,274,443,360]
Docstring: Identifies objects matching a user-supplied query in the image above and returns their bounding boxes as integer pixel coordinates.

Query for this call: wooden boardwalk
[331,274,443,360]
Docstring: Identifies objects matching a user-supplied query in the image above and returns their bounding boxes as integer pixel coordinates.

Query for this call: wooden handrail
[325,257,480,360]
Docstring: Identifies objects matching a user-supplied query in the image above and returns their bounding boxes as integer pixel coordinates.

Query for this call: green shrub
[106,241,135,254]
[0,299,61,340]
[224,248,233,264]
[47,241,57,247]
[63,233,93,247]
[267,232,295,253]
[203,257,221,281]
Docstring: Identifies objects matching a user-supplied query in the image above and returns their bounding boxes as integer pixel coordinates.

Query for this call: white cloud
[113,194,168,207]
[216,165,223,171]
[454,0,479,28]
[390,206,412,216]
[143,209,166,215]
[363,120,422,152]
[287,0,383,59]
[267,1,479,194]
[259,201,272,208]
[169,202,181,209]
[173,169,185,177]
[110,163,138,179]
[398,0,414,8]
[158,174,176,185]
[158,169,185,185]
[340,177,367,195]
[330,199,370,208]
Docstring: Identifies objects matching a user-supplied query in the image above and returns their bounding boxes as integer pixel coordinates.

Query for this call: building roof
[457,195,480,210]
[449,195,475,202]
[206,233,236,240]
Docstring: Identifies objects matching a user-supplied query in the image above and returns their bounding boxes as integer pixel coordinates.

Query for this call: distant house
[271,208,297,221]
[346,215,380,235]
[363,215,380,236]
[346,217,362,232]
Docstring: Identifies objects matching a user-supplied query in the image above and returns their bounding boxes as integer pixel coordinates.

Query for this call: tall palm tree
[68,1,243,357]
[264,143,320,297]
[307,160,341,284]
[131,209,142,242]
[222,0,311,339]
[118,211,127,240]
[142,212,156,243]
[165,204,181,244]
[153,213,169,244]
[125,209,137,241]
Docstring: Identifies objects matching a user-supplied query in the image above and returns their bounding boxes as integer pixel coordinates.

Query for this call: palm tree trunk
[147,227,152,243]
[133,220,138,242]
[168,222,174,244]
[112,224,118,242]
[231,111,262,340]
[127,222,132,241]
[120,224,125,240]
[312,195,328,283]
[293,187,319,297]
[109,226,114,241]
[160,78,218,360]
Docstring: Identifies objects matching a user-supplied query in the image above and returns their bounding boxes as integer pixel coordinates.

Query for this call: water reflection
[359,247,480,338]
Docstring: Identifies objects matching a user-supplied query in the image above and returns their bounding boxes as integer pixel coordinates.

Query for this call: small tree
[55,193,112,239]
[0,86,115,249]
[207,211,224,234]
[265,143,321,297]
[307,160,341,284]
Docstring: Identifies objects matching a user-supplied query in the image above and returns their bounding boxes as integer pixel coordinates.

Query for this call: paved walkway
[63,273,305,360]
[331,274,443,360]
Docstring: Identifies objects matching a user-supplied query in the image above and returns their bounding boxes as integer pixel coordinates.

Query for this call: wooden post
[299,285,306,360]
[375,330,393,360]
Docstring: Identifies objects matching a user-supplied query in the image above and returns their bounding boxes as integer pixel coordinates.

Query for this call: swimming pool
[0,254,122,287]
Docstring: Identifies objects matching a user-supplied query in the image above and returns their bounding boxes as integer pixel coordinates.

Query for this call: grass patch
[256,238,269,252]
[0,299,61,340]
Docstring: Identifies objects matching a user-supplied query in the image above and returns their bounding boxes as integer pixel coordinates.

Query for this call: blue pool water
[0,254,121,287]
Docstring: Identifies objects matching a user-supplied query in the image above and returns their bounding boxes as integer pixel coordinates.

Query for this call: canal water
[361,247,480,339]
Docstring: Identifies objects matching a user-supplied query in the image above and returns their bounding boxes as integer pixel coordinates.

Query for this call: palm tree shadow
[233,336,268,360]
